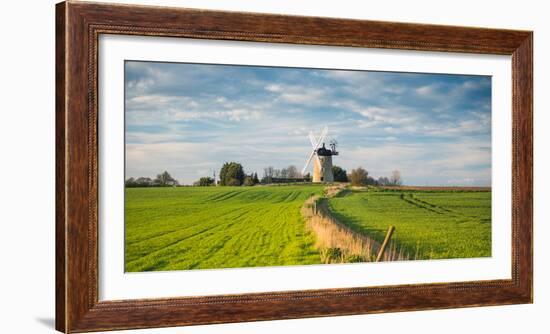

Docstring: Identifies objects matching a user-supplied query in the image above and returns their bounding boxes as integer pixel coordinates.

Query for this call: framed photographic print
[56,1,532,332]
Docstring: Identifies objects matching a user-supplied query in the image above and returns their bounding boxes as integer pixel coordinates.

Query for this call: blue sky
[125,61,491,186]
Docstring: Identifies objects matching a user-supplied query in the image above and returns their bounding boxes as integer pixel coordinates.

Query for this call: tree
[332,166,348,182]
[125,176,156,187]
[125,177,136,187]
[226,178,241,186]
[287,165,301,179]
[378,176,390,186]
[219,162,245,186]
[135,177,153,187]
[389,170,403,186]
[243,176,255,186]
[366,176,378,185]
[195,176,214,186]
[253,172,260,184]
[263,166,275,184]
[154,171,179,187]
[350,167,368,186]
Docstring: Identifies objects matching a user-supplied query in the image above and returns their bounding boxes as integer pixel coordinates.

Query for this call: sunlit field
[328,188,491,259]
[125,185,491,272]
[125,185,324,272]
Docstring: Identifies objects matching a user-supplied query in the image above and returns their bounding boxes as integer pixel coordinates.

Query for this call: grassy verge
[301,194,408,263]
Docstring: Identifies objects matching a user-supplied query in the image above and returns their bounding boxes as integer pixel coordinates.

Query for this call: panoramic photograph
[124,60,492,272]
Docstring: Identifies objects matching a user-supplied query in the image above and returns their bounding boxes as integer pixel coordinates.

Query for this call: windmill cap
[316,143,333,156]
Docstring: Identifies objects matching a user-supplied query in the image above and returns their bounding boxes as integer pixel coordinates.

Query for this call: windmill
[301,126,339,183]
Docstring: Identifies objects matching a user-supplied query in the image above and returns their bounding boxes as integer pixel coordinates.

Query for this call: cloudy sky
[125,61,491,186]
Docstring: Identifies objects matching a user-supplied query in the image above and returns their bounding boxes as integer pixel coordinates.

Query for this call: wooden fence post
[376,225,395,262]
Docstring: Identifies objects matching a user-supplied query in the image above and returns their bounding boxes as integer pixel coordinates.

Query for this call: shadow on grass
[326,198,423,260]
[326,205,387,244]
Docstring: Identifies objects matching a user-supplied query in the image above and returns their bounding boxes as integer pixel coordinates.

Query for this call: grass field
[125,185,491,272]
[327,189,492,259]
[125,185,324,272]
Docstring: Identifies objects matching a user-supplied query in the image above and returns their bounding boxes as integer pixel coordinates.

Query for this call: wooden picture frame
[56,1,532,332]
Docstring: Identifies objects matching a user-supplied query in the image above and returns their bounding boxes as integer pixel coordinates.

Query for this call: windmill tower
[302,126,339,183]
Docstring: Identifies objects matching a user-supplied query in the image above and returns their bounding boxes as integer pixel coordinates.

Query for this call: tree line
[339,166,402,186]
[204,163,401,187]
[125,171,179,187]
[193,162,260,187]
[300,165,402,186]
[193,162,309,187]
[125,165,402,188]
[261,165,310,184]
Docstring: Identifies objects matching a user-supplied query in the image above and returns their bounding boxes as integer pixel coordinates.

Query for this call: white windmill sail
[302,149,317,176]
[301,126,328,175]
[308,132,322,171]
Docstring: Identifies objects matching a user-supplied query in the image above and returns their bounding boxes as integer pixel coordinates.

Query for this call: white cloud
[127,95,197,110]
[265,83,325,104]
[462,80,489,90]
[265,84,281,92]
[322,70,370,83]
[280,91,324,103]
[415,85,435,96]
[220,109,262,122]
[127,78,155,92]
[126,93,267,125]
[344,103,421,131]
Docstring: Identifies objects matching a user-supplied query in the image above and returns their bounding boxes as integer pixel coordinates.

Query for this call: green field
[125,185,491,272]
[327,189,491,259]
[125,185,324,272]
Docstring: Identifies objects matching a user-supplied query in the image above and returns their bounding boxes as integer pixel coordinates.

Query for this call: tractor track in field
[400,193,468,217]
[126,205,254,246]
[399,193,447,215]
[126,205,260,266]
[207,189,247,202]
[399,193,477,220]
[281,190,302,203]
[127,218,243,269]
[410,195,454,214]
